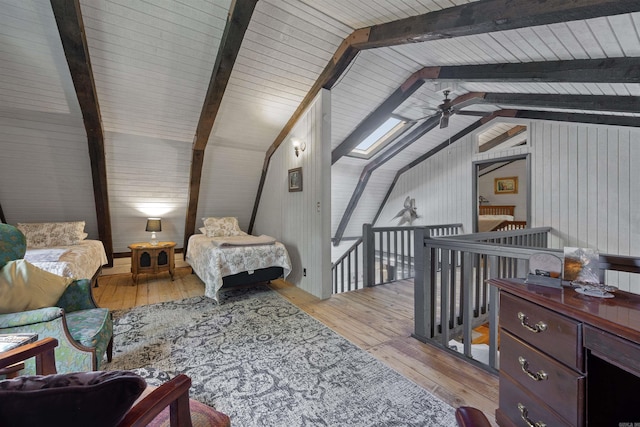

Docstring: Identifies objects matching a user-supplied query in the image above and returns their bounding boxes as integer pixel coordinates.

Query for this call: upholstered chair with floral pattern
[0,224,113,374]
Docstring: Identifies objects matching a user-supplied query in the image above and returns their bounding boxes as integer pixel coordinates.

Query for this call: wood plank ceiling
[1,0,640,257]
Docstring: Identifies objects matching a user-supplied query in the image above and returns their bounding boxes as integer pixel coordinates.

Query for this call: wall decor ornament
[393,196,419,225]
[494,176,518,194]
[288,167,302,192]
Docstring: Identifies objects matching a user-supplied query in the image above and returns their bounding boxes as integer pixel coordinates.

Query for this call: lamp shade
[145,218,162,232]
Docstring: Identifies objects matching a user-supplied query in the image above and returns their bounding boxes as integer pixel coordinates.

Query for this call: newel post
[362,223,375,287]
[413,227,429,340]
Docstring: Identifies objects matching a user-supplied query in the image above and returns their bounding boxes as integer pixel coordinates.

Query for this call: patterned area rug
[105,285,456,426]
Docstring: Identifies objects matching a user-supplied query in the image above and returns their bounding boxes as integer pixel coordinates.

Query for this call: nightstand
[128,241,176,285]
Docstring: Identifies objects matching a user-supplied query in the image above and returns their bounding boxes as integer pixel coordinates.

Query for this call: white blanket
[210,234,276,247]
[25,240,108,281]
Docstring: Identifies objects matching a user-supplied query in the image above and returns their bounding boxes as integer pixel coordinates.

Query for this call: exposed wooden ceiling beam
[417,58,640,83]
[333,115,441,246]
[479,125,527,153]
[50,0,113,266]
[513,110,640,127]
[184,0,258,250]
[473,93,640,113]
[356,0,640,49]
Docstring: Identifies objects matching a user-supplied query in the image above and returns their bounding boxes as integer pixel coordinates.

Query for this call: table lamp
[145,218,162,246]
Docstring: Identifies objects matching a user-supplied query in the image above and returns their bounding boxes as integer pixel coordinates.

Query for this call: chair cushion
[0,224,26,270]
[66,308,111,349]
[0,370,146,427]
[0,259,73,314]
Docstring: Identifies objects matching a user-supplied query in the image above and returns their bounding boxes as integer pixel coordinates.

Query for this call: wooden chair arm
[455,406,492,427]
[0,337,58,375]
[118,374,193,427]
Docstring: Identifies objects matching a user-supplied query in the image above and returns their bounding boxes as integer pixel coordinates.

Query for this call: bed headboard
[479,205,515,216]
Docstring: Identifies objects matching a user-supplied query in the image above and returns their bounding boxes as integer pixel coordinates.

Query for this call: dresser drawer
[500,330,585,426]
[500,292,583,370]
[499,374,573,427]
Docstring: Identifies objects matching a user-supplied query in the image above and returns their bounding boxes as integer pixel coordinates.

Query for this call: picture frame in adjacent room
[494,176,518,194]
[288,167,302,192]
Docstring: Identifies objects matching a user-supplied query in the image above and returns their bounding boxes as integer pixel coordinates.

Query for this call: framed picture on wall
[494,176,518,194]
[288,167,302,192]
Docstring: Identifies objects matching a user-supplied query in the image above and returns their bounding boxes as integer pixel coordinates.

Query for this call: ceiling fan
[417,90,488,129]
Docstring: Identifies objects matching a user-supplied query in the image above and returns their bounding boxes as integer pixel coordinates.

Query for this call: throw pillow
[17,221,86,248]
[202,217,245,237]
[0,370,146,427]
[0,224,27,269]
[0,259,72,314]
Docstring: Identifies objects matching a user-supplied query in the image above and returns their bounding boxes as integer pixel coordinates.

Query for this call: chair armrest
[56,279,98,312]
[0,337,58,374]
[0,307,64,328]
[455,406,492,427]
[118,374,193,427]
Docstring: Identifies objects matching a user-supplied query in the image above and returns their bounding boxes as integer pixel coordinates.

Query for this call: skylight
[350,116,411,159]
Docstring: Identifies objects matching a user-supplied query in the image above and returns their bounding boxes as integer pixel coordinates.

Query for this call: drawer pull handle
[518,403,546,427]
[517,312,547,333]
[518,356,548,381]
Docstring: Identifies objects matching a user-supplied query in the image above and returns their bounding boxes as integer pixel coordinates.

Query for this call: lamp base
[150,231,158,246]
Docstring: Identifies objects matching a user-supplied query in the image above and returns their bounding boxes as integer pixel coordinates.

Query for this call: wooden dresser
[490,278,640,427]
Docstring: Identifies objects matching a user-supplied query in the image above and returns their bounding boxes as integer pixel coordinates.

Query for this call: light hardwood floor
[96,256,499,425]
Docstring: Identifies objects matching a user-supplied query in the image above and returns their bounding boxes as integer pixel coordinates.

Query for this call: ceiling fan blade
[455,110,494,117]
[413,111,440,122]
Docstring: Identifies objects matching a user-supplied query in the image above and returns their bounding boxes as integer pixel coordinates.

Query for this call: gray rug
[105,285,456,426]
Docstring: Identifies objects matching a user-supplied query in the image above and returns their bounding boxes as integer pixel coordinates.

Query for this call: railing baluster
[440,249,451,345]
[394,231,398,281]
[462,251,473,359]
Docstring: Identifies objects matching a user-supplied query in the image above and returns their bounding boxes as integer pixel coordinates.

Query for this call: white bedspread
[186,234,292,301]
[24,240,108,281]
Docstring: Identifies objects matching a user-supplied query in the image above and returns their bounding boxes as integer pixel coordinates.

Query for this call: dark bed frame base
[221,266,284,288]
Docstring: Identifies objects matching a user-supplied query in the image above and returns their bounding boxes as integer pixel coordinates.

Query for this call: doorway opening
[472,122,530,233]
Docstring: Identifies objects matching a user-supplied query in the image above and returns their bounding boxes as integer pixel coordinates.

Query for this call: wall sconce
[293,139,306,157]
[145,218,162,246]
[479,195,490,205]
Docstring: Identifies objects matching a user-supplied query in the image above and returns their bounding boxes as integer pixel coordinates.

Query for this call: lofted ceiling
[1,0,639,259]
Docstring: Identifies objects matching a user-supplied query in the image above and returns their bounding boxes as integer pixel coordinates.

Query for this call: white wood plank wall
[105,132,190,252]
[254,90,331,299]
[0,110,99,237]
[377,135,475,231]
[195,145,264,233]
[377,119,640,294]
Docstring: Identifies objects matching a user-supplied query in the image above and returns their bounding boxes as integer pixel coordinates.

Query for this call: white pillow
[0,259,73,314]
[202,217,245,237]
[17,221,86,248]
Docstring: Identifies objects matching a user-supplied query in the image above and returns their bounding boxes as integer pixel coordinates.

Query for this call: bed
[477,205,527,232]
[185,217,292,301]
[16,221,108,286]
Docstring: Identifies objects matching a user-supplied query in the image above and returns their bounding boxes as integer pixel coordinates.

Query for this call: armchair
[0,278,113,373]
[0,223,113,373]
[0,338,231,427]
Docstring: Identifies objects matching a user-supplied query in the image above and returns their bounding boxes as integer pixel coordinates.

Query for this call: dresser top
[490,278,640,345]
